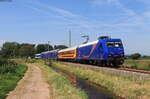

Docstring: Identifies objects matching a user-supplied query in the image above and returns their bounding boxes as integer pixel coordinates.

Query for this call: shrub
[0,64,17,74]
[130,53,141,59]
[147,63,150,70]
[0,58,9,66]
[0,58,17,74]
[131,64,138,69]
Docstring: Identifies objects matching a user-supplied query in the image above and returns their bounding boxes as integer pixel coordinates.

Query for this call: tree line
[0,42,68,58]
[126,53,150,60]
[1,42,149,60]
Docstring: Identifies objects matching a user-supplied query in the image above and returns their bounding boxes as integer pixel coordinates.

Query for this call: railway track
[117,67,150,75]
[62,62,150,78]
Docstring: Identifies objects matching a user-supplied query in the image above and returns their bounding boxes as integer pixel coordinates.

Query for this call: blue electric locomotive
[77,36,124,66]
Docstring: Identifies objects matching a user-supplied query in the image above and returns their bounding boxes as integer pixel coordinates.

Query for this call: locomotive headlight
[121,54,124,57]
[109,54,112,57]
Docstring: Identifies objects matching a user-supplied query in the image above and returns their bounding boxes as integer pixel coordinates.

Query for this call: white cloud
[24,0,150,33]
[137,0,150,5]
[23,1,99,31]
[92,0,120,6]
[92,0,135,16]
[92,0,105,6]
[91,0,150,31]
[48,6,78,18]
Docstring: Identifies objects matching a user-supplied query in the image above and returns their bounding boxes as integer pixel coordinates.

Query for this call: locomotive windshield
[107,41,122,47]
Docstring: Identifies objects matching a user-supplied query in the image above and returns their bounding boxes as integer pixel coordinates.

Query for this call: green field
[0,59,27,99]
[122,59,150,70]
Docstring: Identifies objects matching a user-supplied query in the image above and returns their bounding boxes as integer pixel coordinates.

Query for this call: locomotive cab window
[107,41,122,47]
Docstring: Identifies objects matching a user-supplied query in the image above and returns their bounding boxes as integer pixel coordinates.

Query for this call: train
[36,36,125,67]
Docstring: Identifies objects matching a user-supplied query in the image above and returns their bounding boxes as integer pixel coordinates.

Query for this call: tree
[36,44,53,54]
[0,42,20,58]
[54,45,68,50]
[142,55,150,59]
[130,53,141,59]
[19,44,35,58]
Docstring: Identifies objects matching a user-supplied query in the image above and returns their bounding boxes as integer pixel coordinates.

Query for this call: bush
[131,64,138,69]
[0,65,17,74]
[0,58,17,74]
[130,53,141,59]
[0,58,9,66]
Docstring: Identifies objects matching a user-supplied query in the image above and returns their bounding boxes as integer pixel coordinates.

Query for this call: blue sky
[0,0,150,55]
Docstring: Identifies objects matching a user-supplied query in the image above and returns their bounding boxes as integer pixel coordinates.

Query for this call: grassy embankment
[49,61,150,99]
[123,59,150,70]
[0,59,27,99]
[34,60,88,99]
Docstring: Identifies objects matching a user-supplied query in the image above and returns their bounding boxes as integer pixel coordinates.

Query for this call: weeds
[35,62,88,99]
[51,61,150,99]
[0,59,27,99]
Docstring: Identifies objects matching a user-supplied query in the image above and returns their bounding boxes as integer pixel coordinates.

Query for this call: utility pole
[69,30,71,47]
[48,41,50,51]
[47,41,51,66]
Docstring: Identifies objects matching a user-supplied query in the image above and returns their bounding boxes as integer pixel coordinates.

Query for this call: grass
[49,61,150,99]
[0,61,27,99]
[34,61,88,99]
[122,59,150,70]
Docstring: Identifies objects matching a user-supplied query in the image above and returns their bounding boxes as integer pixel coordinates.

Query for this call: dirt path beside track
[6,64,51,99]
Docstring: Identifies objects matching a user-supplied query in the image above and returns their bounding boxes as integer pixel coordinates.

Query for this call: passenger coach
[58,47,77,60]
[41,49,59,60]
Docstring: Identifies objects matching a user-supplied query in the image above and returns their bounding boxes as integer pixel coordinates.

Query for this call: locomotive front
[106,39,125,66]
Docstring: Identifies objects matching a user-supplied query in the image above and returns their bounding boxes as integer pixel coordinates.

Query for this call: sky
[0,0,150,55]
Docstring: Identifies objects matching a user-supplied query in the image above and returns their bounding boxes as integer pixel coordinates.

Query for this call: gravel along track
[63,62,150,78]
[6,64,51,99]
